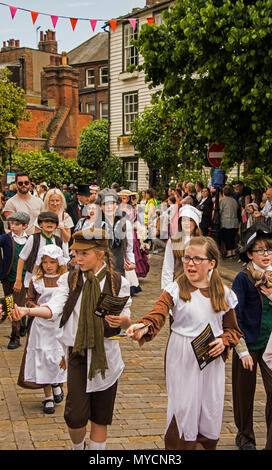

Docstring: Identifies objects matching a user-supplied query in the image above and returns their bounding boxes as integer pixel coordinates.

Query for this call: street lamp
[4,132,16,172]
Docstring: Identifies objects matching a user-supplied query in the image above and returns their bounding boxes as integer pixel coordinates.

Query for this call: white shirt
[11,231,28,245]
[45,264,132,392]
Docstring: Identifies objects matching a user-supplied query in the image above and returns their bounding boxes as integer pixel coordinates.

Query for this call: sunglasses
[17,181,30,186]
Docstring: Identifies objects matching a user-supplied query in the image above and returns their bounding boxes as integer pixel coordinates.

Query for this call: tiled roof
[67,32,108,65]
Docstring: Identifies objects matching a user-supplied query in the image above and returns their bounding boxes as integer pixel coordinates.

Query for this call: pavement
[0,252,268,451]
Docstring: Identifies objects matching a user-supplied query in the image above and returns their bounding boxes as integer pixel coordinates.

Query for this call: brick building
[0,30,93,159]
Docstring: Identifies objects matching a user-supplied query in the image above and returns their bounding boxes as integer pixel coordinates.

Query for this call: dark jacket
[67,199,82,229]
[0,232,15,281]
[232,269,264,345]
[197,197,213,234]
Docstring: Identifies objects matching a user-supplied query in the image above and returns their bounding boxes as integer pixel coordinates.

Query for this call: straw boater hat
[118,189,132,197]
[70,227,109,251]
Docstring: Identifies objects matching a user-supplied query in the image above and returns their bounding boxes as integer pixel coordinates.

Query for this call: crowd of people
[0,171,272,452]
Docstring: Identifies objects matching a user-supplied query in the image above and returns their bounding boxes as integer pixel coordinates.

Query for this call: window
[86,103,95,116]
[123,158,138,191]
[79,102,83,113]
[123,22,138,71]
[100,102,108,120]
[100,67,108,85]
[153,9,166,26]
[123,91,138,134]
[86,68,95,87]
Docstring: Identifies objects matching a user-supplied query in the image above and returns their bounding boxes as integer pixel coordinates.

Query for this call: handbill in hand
[0,295,14,323]
[191,323,216,370]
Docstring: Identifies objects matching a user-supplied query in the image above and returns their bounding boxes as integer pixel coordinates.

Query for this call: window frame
[99,66,108,86]
[100,102,108,120]
[123,157,139,191]
[86,68,95,87]
[122,91,139,135]
[122,21,139,72]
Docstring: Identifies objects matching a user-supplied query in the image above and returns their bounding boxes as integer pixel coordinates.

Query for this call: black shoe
[43,398,55,414]
[52,384,64,404]
[236,435,256,450]
[20,326,27,337]
[7,339,20,349]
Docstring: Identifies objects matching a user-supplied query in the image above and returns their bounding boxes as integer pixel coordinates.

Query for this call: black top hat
[77,184,91,196]
[239,221,272,262]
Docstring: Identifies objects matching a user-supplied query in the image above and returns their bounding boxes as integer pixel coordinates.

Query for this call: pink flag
[9,5,17,19]
[147,17,154,25]
[51,15,59,28]
[129,18,137,31]
[109,20,117,32]
[90,19,97,32]
[70,18,78,30]
[31,11,39,25]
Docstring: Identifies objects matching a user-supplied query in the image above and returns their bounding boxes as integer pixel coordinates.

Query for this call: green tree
[134,0,272,173]
[0,68,29,165]
[12,150,95,186]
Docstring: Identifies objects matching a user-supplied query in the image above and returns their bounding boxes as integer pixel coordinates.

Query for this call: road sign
[208,142,225,168]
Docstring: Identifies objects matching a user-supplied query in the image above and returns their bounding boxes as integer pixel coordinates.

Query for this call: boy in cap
[14,211,69,295]
[0,212,29,348]
[231,221,272,450]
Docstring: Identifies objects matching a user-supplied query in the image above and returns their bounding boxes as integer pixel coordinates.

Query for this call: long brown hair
[176,236,228,313]
[171,220,202,258]
[33,260,67,280]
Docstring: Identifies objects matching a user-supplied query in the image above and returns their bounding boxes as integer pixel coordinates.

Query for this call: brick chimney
[146,0,165,5]
[38,30,58,54]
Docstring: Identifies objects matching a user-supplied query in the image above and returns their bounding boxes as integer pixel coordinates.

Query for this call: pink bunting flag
[51,15,59,28]
[9,5,17,19]
[129,18,137,31]
[31,11,39,25]
[70,18,78,31]
[90,19,97,32]
[109,19,117,32]
[147,17,154,25]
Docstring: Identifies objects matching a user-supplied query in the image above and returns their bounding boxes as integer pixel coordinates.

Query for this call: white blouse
[44,264,132,392]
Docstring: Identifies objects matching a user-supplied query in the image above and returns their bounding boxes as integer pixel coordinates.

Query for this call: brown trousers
[2,279,26,343]
[164,416,219,450]
[232,348,272,449]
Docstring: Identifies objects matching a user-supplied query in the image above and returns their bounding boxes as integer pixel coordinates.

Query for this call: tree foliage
[135,0,272,172]
[11,150,95,186]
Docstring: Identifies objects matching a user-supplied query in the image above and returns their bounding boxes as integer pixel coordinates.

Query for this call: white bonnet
[36,244,67,267]
[178,205,202,227]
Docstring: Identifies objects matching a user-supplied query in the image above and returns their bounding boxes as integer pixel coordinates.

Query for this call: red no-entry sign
[208,143,225,168]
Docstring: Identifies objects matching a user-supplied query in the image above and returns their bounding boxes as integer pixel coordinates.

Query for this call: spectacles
[251,249,272,255]
[17,181,30,186]
[182,255,210,265]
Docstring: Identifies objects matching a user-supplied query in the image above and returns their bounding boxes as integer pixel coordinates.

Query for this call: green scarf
[72,266,108,380]
[41,232,54,245]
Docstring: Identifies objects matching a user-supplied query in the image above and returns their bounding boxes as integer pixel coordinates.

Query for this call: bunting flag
[90,19,97,32]
[147,17,154,25]
[51,15,59,28]
[70,18,78,30]
[129,18,136,31]
[31,11,39,25]
[109,19,117,32]
[9,5,17,19]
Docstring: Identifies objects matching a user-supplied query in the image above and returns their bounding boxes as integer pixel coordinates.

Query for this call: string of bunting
[0,3,155,32]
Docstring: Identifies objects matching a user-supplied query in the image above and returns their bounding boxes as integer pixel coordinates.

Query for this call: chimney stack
[38,29,58,54]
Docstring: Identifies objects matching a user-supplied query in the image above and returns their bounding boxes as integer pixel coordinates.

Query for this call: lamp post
[4,132,16,172]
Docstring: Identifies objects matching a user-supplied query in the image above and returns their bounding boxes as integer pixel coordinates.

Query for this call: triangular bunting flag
[31,11,39,25]
[51,15,59,28]
[129,18,137,31]
[90,19,97,32]
[70,18,78,31]
[9,5,17,19]
[109,19,117,32]
[147,17,154,25]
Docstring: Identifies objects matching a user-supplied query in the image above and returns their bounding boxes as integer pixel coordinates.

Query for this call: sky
[0,0,146,52]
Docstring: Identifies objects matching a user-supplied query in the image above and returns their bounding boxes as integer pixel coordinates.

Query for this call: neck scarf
[247,261,272,288]
[72,265,108,380]
[41,232,54,245]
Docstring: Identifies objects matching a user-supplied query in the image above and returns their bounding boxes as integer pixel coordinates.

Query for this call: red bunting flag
[9,5,17,19]
[70,18,78,30]
[147,17,154,25]
[31,11,39,25]
[51,15,58,28]
[109,19,117,32]
[129,18,137,31]
[90,19,97,32]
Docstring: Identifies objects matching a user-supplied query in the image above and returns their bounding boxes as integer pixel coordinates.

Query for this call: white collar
[252,261,272,273]
[11,231,28,239]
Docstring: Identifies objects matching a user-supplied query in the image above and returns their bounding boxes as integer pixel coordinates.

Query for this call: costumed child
[127,236,242,450]
[231,221,272,450]
[12,227,132,451]
[14,244,68,414]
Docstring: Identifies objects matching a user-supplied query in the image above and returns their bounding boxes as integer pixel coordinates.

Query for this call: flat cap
[70,227,109,250]
[7,211,30,225]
